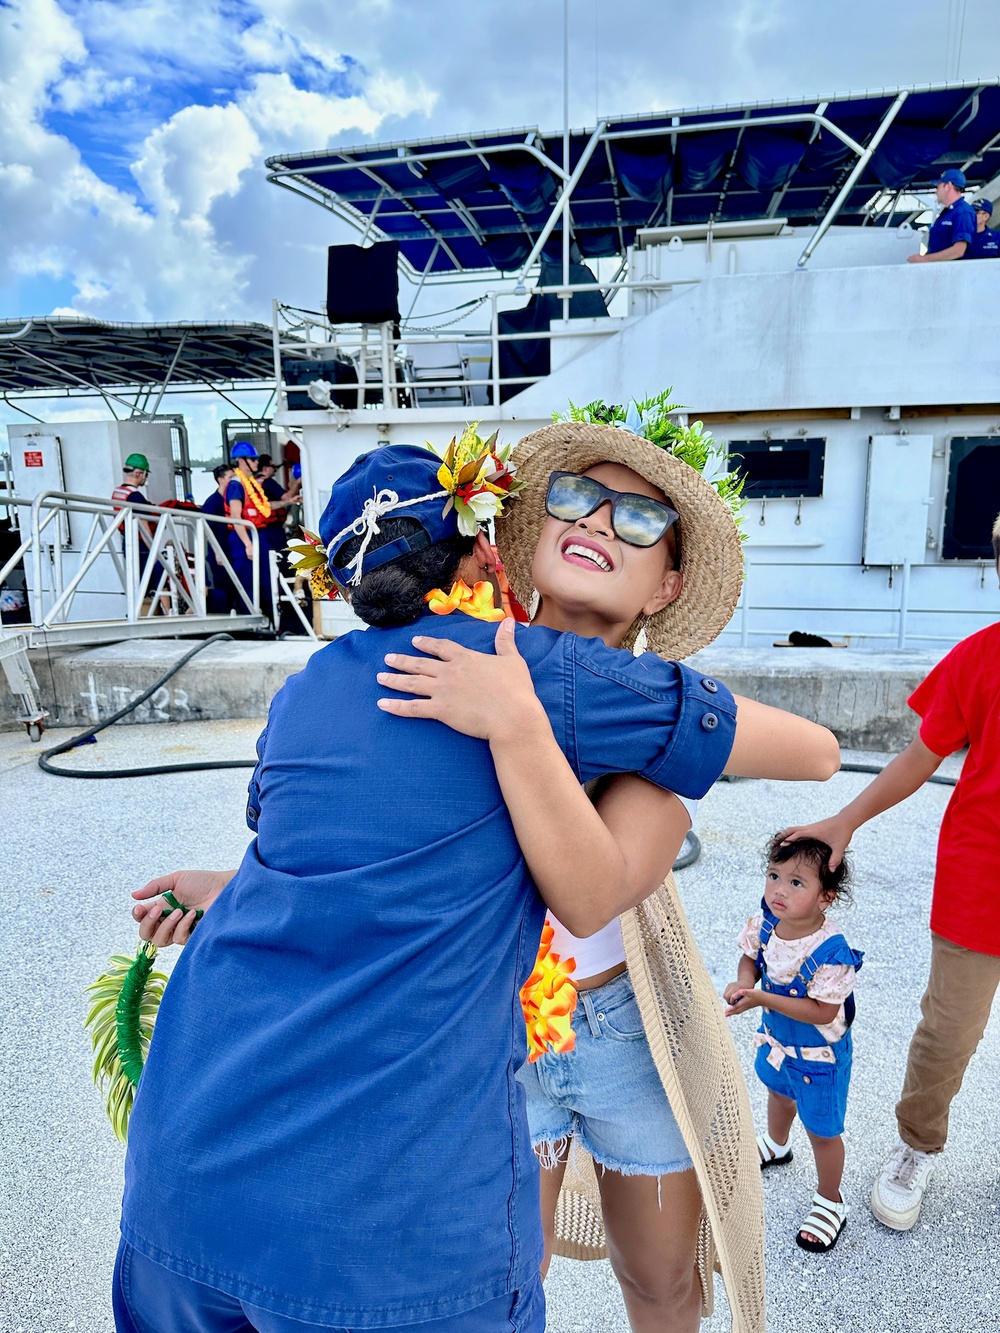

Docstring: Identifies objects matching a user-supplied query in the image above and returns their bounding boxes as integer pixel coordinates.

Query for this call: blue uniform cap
[972,197,993,215]
[231,440,258,459]
[932,168,967,189]
[318,444,458,587]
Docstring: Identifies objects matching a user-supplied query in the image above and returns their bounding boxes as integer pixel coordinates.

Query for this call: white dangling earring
[632,618,649,657]
[528,588,540,620]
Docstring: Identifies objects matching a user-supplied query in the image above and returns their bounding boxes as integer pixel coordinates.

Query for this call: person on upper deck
[907,169,976,264]
[966,198,1000,259]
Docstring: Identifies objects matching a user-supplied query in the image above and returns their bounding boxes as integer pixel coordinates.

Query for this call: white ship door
[863,434,934,566]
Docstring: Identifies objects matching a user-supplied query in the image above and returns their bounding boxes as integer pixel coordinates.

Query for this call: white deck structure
[269,80,1000,649]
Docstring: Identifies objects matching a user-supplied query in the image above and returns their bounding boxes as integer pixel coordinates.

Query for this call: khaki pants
[896,933,1000,1154]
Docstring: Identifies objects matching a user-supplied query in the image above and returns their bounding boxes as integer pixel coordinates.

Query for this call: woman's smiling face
[530,462,683,646]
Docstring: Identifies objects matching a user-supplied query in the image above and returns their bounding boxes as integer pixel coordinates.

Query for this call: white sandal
[756,1131,793,1169]
[796,1192,848,1252]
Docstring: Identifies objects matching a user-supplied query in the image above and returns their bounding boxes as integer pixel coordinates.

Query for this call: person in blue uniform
[967,197,1000,259]
[225,441,275,619]
[908,169,976,263]
[118,443,836,1333]
[201,464,233,612]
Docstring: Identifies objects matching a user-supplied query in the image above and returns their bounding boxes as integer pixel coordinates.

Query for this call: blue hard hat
[319,445,458,587]
[292,462,302,479]
[231,440,258,459]
[932,168,967,189]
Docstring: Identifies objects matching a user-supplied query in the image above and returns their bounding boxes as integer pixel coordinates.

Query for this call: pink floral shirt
[738,910,857,1044]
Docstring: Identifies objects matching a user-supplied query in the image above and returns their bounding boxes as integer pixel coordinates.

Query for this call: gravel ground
[1,721,996,1333]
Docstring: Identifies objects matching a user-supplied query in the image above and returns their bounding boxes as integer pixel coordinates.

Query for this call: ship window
[726,438,825,499]
[942,437,1000,560]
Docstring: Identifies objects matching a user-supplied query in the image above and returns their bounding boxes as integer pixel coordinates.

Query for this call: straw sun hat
[495,421,744,661]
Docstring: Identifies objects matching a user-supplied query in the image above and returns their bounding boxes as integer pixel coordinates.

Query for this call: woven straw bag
[551,873,766,1333]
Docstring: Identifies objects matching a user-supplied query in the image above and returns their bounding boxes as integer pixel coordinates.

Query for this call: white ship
[267,78,1000,649]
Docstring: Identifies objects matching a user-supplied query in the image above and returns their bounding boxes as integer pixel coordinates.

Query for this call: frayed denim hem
[530,1128,693,1183]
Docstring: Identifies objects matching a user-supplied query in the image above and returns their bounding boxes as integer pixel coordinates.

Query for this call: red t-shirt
[908,621,1000,955]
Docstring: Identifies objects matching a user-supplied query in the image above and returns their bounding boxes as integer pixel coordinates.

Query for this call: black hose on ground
[838,761,957,788]
[38,634,259,780]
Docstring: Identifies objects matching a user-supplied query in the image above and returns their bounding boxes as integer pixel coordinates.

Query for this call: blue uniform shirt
[927,198,976,254]
[122,614,736,1327]
[966,226,1000,259]
[200,489,227,518]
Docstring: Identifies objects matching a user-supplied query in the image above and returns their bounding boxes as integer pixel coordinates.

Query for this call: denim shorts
[753,1030,853,1139]
[516,970,693,1176]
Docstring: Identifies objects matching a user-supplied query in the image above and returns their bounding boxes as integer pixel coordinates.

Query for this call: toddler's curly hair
[766,833,853,906]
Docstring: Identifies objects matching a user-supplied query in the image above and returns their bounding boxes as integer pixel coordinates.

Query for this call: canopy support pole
[516,122,606,287]
[148,332,188,417]
[405,242,441,323]
[797,91,909,268]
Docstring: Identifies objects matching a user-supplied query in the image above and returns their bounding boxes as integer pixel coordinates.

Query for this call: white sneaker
[870,1140,937,1231]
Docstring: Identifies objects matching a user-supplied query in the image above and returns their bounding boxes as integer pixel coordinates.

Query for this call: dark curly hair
[766,833,853,906]
[333,516,476,628]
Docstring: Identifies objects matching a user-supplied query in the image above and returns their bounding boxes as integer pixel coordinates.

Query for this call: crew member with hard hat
[112,453,165,608]
[112,453,152,508]
[908,169,976,263]
[225,441,277,617]
[967,198,1000,259]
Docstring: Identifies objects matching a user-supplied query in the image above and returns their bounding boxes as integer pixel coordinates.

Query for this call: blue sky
[2,0,998,455]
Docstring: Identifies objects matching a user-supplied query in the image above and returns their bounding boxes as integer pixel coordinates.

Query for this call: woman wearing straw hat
[381,402,764,1333]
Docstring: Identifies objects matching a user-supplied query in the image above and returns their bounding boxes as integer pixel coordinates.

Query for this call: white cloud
[54,68,136,113]
[132,103,262,218]
[239,69,436,147]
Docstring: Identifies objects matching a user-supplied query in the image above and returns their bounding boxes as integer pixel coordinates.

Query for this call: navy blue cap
[972,196,993,215]
[318,444,457,587]
[932,168,967,189]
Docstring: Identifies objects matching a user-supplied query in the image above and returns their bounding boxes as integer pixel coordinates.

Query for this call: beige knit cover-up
[551,871,766,1333]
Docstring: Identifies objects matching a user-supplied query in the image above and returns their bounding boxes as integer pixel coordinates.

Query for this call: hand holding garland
[132,868,236,947]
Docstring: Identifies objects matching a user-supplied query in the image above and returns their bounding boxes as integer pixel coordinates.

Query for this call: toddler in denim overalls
[726,834,862,1253]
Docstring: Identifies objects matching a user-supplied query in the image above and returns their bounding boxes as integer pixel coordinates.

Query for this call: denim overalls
[753,902,864,1138]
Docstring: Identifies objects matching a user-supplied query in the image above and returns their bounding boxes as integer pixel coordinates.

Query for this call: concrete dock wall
[2,637,948,752]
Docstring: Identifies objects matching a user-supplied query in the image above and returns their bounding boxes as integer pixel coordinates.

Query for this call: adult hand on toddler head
[776,814,854,870]
[132,868,234,947]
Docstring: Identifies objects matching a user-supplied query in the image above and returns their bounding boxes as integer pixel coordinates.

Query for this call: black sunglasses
[545,471,679,550]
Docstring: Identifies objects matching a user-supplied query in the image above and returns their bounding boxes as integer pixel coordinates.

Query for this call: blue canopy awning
[265,80,1000,276]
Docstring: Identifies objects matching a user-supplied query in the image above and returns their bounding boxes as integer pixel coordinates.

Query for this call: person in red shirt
[781,510,1000,1233]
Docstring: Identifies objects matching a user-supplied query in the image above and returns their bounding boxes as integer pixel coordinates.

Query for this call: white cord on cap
[327,486,449,586]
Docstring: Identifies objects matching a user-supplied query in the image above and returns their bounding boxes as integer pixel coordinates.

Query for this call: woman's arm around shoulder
[725,695,840,782]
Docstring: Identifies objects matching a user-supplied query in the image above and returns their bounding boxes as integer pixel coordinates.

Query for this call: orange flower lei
[424,579,506,622]
[519,920,577,1062]
[234,467,271,519]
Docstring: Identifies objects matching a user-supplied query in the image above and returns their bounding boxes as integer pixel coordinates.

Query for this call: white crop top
[547,792,698,981]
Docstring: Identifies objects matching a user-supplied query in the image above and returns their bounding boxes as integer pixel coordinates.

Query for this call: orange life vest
[226,472,272,530]
[111,482,142,510]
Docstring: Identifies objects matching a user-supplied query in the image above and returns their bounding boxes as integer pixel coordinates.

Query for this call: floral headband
[287,425,526,598]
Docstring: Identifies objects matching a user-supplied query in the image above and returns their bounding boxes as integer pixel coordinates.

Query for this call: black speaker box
[326,242,400,324]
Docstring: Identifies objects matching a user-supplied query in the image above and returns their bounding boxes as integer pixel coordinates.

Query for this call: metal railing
[0,490,269,646]
[732,557,995,651]
[273,277,696,413]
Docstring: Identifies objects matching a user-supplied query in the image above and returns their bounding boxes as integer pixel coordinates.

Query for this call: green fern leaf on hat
[554,389,747,536]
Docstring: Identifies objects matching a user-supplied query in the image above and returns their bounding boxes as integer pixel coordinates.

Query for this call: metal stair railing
[0,490,269,647]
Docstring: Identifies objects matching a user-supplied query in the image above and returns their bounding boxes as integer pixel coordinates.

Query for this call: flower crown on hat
[553,388,747,536]
[434,424,526,536]
[286,426,525,597]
